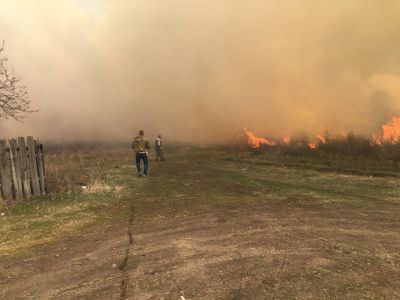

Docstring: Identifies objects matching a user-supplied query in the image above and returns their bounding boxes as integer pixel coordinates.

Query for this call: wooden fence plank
[0,137,46,200]
[18,137,31,198]
[36,142,46,194]
[0,140,14,200]
[0,140,7,200]
[27,136,41,196]
[16,139,28,197]
[4,143,14,200]
[9,139,24,199]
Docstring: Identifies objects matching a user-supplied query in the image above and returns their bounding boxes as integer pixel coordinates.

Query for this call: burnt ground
[1,149,400,299]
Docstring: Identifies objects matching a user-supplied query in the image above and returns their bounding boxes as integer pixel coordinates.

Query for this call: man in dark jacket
[132,130,151,177]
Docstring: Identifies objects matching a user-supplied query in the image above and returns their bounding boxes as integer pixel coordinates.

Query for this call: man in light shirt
[155,134,164,161]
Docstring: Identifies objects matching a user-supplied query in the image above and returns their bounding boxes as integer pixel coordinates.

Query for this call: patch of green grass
[220,164,400,206]
[0,150,137,259]
[0,189,131,258]
[223,151,400,176]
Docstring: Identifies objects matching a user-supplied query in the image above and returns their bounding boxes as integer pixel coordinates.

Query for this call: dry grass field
[0,145,400,299]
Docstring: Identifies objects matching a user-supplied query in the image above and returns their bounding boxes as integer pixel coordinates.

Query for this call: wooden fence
[0,136,46,201]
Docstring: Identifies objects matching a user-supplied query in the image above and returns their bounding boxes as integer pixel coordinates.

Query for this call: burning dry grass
[235,123,400,169]
[239,115,400,157]
[378,115,400,144]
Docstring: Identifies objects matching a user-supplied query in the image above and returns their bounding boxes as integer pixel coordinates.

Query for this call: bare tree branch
[0,40,36,122]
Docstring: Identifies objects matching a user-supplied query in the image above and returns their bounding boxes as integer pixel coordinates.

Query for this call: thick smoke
[1,0,400,143]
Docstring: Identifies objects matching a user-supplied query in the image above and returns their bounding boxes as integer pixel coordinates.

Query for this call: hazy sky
[1,0,400,142]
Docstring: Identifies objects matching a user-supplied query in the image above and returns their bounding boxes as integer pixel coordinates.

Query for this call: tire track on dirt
[119,203,135,299]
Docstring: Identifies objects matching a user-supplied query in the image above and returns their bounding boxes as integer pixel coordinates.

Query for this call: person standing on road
[155,134,164,161]
[132,130,151,177]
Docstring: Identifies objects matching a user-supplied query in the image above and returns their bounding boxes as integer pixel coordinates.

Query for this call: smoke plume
[1,0,400,143]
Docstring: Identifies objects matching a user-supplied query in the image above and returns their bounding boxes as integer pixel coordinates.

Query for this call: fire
[308,142,317,149]
[374,115,400,145]
[381,115,400,144]
[316,134,326,144]
[243,128,275,148]
[308,133,326,149]
[374,135,383,145]
[283,136,291,145]
[241,116,400,149]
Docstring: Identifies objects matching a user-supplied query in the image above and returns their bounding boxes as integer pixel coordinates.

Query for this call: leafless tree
[0,41,35,121]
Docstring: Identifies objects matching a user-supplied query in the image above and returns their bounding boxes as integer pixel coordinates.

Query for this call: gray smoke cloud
[1,0,400,143]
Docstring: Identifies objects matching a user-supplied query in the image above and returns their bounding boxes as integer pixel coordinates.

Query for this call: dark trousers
[135,152,148,175]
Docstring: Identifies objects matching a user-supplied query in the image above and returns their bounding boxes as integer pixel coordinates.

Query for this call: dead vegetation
[228,132,400,171]
[44,141,129,193]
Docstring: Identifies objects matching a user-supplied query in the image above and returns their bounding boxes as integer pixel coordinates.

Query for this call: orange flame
[381,115,400,144]
[243,128,275,148]
[316,134,326,144]
[241,117,400,148]
[308,142,317,149]
[283,136,291,145]
[308,133,326,149]
[374,135,383,145]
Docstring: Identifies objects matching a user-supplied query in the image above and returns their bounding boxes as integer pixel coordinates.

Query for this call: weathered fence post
[36,142,46,195]
[9,139,24,199]
[0,140,14,200]
[27,136,41,196]
[18,137,32,198]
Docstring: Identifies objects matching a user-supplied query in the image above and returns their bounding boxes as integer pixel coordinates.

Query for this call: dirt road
[1,149,400,299]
